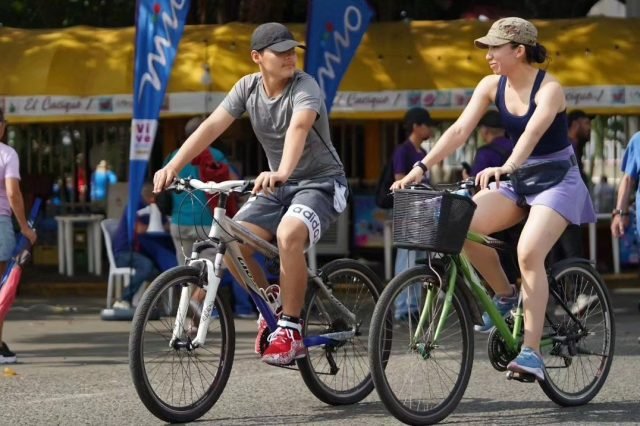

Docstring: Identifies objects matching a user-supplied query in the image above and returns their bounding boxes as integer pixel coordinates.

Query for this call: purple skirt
[490,145,596,225]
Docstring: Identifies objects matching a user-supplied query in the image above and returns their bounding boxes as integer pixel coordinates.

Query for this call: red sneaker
[255,285,281,355]
[261,320,305,365]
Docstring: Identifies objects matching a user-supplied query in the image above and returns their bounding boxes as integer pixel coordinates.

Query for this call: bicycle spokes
[538,263,614,406]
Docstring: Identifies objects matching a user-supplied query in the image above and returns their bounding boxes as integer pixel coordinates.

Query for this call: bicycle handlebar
[409,175,511,193]
[165,177,254,195]
[164,177,285,196]
[408,177,476,193]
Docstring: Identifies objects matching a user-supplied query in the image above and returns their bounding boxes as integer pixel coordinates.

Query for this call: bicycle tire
[129,266,235,423]
[538,261,615,406]
[369,265,474,425]
[297,259,384,405]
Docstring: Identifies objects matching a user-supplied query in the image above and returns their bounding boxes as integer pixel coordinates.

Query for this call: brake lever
[165,177,186,193]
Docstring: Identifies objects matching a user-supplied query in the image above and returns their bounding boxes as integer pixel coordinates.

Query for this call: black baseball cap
[404,107,435,128]
[567,109,595,125]
[251,22,305,52]
[478,110,503,128]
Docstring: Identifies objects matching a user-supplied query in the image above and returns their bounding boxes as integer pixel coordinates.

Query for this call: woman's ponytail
[532,43,548,64]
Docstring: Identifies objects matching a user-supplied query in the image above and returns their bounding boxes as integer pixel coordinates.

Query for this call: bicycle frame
[414,231,523,353]
[416,229,588,354]
[169,181,357,349]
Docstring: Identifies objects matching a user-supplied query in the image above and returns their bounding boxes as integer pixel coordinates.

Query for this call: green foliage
[0,0,608,28]
[0,0,136,28]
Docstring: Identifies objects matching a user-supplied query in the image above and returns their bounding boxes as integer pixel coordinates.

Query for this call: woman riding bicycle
[392,17,596,381]
[153,22,348,366]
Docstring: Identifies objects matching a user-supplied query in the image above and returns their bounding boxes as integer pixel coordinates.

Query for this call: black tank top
[495,70,569,156]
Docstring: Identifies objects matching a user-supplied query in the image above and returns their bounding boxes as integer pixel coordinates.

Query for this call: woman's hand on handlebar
[390,167,423,191]
[153,166,178,193]
[252,171,287,195]
[475,165,511,190]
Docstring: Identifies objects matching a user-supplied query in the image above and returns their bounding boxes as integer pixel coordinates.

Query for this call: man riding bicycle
[153,22,348,366]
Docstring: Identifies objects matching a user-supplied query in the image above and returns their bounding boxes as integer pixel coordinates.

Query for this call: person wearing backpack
[470,110,515,176]
[391,107,435,321]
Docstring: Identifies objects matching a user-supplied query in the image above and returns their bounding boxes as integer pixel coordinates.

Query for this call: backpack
[375,159,395,209]
[197,158,239,218]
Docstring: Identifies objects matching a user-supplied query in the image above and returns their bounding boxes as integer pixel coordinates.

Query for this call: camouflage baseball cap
[474,17,537,48]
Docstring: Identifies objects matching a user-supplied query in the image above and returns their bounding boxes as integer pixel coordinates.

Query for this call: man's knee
[276,222,308,252]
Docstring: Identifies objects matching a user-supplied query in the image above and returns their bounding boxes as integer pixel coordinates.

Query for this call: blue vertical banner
[305,0,374,113]
[128,0,190,244]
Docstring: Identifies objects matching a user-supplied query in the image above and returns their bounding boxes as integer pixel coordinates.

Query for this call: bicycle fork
[170,253,224,348]
[413,261,457,349]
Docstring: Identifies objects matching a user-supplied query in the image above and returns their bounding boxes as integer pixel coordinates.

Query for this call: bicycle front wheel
[369,265,474,425]
[129,266,235,423]
[539,261,615,406]
[297,259,383,405]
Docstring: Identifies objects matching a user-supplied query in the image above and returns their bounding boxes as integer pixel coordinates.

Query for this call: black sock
[280,314,300,324]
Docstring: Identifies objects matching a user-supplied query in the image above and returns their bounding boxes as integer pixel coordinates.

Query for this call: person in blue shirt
[165,116,255,319]
[164,116,239,265]
[611,131,640,342]
[90,160,117,201]
[611,132,640,238]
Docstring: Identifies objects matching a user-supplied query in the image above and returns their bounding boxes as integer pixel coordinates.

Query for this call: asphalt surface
[1,290,639,425]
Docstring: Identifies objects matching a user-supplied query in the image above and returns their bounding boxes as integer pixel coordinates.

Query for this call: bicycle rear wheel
[369,265,474,425]
[129,266,235,423]
[297,259,383,405]
[539,261,615,406]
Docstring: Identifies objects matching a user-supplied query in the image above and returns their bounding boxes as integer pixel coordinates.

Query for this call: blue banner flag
[128,0,190,244]
[305,0,374,113]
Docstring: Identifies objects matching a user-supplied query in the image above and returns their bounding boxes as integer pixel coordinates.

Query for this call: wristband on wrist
[612,208,629,218]
[412,161,428,175]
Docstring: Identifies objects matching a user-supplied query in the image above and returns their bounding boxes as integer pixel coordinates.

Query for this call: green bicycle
[368,183,615,425]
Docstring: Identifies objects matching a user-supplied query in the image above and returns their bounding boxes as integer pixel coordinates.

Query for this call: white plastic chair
[101,218,135,308]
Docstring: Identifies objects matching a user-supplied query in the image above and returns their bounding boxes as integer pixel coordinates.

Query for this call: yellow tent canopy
[1,17,639,122]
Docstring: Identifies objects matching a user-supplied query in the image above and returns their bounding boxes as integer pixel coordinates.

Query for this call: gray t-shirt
[220,70,344,181]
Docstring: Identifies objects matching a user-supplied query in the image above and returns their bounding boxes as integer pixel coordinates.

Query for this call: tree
[0,0,622,28]
[0,0,136,28]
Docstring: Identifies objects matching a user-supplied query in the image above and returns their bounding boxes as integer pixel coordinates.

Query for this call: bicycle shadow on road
[205,401,391,425]
[11,330,130,367]
[451,398,638,424]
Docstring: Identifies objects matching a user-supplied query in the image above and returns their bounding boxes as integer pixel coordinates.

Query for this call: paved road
[1,290,639,425]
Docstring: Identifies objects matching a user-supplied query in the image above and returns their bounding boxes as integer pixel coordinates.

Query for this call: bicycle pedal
[506,370,536,383]
[269,362,298,370]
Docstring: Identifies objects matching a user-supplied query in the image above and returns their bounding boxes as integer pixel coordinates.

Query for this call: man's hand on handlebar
[252,171,286,195]
[153,167,178,194]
